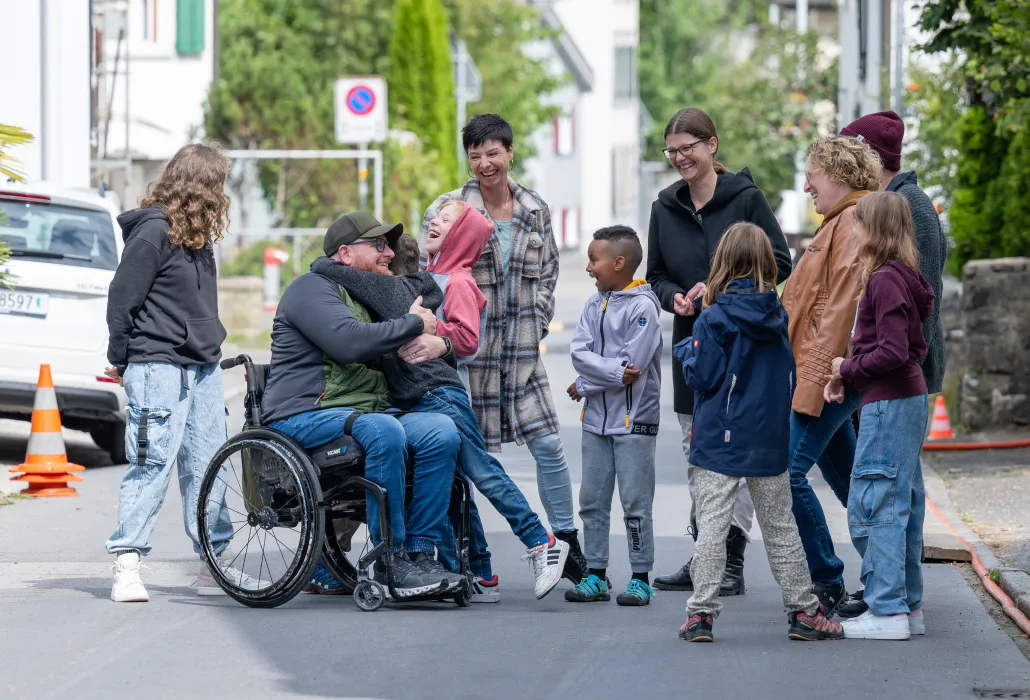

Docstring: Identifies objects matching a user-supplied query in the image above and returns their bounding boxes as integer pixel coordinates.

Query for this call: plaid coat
[418,178,560,452]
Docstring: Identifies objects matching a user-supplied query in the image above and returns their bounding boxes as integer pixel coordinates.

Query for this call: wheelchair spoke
[270,530,291,571]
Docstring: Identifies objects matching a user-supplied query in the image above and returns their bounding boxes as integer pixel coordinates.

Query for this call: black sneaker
[812,581,847,618]
[554,530,587,584]
[411,552,463,592]
[374,552,446,597]
[679,612,714,642]
[837,588,868,619]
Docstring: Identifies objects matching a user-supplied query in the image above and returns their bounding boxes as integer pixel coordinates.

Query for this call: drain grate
[974,691,1030,698]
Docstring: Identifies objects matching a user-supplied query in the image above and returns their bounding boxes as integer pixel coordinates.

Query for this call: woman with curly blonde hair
[104,142,260,602]
[780,134,882,617]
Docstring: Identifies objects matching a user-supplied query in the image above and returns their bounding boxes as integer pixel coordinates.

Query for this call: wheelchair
[195,353,473,610]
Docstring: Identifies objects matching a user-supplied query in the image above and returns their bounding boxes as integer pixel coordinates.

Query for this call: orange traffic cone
[927,396,954,441]
[8,365,85,497]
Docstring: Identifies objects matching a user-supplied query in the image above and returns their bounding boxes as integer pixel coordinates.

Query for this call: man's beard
[352,258,393,276]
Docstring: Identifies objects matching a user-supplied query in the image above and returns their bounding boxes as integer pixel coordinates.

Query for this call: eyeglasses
[663,139,709,160]
[350,237,389,252]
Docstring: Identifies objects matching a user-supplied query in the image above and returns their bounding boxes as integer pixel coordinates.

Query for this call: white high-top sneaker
[908,607,925,635]
[111,552,150,603]
[195,549,271,596]
[841,610,911,640]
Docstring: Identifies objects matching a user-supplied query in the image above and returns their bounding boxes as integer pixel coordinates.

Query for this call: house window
[176,0,205,55]
[139,0,158,43]
[553,109,574,157]
[614,45,637,101]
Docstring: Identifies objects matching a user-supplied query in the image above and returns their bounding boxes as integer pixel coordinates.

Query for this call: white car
[0,181,127,463]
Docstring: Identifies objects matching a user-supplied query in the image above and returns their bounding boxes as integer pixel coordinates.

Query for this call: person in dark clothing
[836,111,948,619]
[104,143,250,603]
[647,108,793,596]
[264,211,464,599]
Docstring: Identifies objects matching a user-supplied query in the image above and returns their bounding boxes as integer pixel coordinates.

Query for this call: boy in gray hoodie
[567,225,663,606]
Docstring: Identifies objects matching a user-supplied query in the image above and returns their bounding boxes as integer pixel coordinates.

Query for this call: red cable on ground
[923,439,1030,451]
[925,496,1030,636]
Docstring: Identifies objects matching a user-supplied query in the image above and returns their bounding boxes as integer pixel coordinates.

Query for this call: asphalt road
[2,352,1030,700]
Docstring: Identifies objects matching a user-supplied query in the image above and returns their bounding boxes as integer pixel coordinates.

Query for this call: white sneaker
[195,549,271,596]
[111,552,149,603]
[908,607,925,635]
[471,575,501,603]
[841,610,911,640]
[522,535,569,600]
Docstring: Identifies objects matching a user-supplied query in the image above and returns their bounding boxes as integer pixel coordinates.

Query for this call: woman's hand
[673,282,707,316]
[824,377,846,404]
[829,357,844,381]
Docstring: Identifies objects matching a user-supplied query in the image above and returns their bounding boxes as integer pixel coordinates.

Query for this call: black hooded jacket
[646,168,793,414]
[106,207,226,374]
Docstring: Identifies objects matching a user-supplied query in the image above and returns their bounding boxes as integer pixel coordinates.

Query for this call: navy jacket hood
[716,280,786,342]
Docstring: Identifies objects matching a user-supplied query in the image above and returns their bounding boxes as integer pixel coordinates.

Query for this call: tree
[0,124,33,289]
[442,0,564,181]
[904,55,966,206]
[639,0,837,213]
[389,0,458,187]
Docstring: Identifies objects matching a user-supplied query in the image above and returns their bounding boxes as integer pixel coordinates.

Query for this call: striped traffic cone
[8,365,85,497]
[927,396,954,441]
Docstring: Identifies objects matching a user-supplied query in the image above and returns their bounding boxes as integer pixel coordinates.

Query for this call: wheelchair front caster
[353,580,386,612]
[454,577,472,607]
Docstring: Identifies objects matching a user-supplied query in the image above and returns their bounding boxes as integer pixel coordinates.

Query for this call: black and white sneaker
[374,552,447,598]
[522,534,569,599]
[812,580,848,618]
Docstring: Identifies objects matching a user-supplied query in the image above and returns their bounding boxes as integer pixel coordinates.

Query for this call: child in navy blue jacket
[675,223,844,644]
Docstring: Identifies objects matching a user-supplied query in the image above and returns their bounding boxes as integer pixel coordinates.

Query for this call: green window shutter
[176,0,205,55]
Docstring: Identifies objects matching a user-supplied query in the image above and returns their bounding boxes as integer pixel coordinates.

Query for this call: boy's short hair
[592,225,643,272]
[390,233,421,276]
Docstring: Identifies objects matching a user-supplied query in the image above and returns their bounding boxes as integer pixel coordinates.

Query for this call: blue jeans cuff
[521,524,549,549]
[405,536,435,554]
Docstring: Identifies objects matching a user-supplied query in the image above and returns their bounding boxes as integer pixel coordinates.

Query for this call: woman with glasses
[647,108,793,596]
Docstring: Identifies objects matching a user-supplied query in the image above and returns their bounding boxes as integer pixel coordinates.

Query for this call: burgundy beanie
[840,110,904,172]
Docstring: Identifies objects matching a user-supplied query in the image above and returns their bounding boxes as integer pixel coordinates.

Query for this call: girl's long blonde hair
[140,142,231,250]
[853,191,920,298]
[703,222,778,308]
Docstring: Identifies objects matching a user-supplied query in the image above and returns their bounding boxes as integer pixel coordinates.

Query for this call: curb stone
[922,459,1030,621]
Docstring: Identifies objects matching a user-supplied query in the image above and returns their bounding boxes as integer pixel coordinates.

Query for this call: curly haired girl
[105,142,261,602]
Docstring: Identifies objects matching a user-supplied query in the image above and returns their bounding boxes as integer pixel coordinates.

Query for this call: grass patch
[0,490,31,507]
[989,568,1002,584]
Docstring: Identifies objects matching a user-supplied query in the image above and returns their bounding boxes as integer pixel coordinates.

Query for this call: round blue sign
[346,86,376,116]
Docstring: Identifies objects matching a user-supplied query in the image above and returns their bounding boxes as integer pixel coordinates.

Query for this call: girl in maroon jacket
[824,192,934,641]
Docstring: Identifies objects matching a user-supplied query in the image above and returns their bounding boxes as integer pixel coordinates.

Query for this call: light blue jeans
[106,362,232,557]
[849,395,928,616]
[527,432,575,533]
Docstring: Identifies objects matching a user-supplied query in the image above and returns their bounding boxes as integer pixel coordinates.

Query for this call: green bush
[996,128,1030,260]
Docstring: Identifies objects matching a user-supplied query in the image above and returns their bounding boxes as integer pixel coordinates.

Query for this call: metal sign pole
[358,141,369,212]
[373,150,383,223]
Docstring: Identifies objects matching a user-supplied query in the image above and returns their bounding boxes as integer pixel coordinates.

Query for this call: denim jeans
[106,362,232,557]
[849,395,928,615]
[418,386,548,577]
[270,407,459,554]
[788,386,862,586]
[526,432,576,533]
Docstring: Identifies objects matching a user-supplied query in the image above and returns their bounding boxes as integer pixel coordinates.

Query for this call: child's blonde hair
[439,198,467,216]
[853,191,919,298]
[703,223,778,308]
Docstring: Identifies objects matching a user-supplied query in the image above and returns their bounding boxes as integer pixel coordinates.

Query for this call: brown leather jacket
[782,190,869,417]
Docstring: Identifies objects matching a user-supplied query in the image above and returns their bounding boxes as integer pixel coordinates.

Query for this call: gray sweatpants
[678,413,754,538]
[579,432,656,572]
[687,466,819,617]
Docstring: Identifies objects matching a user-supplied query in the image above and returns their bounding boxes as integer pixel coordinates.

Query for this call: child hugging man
[567,226,663,606]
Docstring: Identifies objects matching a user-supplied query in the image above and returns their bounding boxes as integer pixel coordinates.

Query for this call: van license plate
[0,291,50,318]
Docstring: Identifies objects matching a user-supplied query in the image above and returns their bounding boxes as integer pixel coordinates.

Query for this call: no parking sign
[334,76,388,144]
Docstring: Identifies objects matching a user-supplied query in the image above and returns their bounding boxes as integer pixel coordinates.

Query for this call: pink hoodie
[426,206,494,358]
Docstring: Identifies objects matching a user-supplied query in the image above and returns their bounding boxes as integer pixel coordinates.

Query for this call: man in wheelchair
[261,212,464,599]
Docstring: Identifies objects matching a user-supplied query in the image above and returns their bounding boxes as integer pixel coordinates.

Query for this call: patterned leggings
[687,466,820,618]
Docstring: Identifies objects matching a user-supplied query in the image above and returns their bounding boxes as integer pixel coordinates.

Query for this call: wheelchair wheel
[353,580,386,612]
[454,576,472,607]
[197,431,324,608]
[322,516,362,594]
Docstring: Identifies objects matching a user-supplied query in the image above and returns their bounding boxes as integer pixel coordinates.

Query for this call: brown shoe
[679,612,714,642]
[788,603,845,641]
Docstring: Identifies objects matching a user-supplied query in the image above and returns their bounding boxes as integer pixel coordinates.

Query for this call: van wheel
[90,422,127,465]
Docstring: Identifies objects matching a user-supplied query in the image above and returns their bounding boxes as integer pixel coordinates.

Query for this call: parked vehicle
[0,181,127,463]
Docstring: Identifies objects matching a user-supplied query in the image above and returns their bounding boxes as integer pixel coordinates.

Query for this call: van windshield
[0,198,118,271]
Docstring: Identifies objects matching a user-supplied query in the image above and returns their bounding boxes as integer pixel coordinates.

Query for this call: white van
[0,181,127,463]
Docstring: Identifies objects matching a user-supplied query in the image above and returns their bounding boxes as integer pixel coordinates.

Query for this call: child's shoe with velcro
[616,578,656,606]
[564,574,610,602]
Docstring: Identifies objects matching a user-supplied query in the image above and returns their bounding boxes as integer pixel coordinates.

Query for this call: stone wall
[959,258,1030,431]
[218,276,272,342]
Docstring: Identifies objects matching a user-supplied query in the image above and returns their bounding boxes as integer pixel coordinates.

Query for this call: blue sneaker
[564,574,610,602]
[303,559,346,595]
[616,578,656,606]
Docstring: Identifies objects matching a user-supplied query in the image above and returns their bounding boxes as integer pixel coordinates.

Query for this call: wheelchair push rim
[197,433,324,608]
